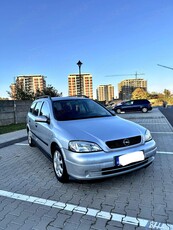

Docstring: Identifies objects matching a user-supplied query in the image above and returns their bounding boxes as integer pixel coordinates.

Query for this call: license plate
[116,151,144,166]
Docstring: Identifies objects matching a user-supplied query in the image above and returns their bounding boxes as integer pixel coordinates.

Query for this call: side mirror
[35,116,50,124]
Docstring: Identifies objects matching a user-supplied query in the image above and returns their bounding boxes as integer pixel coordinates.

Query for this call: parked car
[26,96,157,183]
[113,99,152,114]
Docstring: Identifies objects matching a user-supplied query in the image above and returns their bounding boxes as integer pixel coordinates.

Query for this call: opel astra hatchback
[27,96,157,183]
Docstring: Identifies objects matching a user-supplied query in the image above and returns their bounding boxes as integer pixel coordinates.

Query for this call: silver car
[27,96,157,183]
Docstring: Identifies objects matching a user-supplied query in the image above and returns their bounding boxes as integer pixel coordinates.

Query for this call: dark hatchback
[113,99,152,114]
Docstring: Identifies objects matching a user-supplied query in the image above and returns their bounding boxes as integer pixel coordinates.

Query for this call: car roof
[124,99,149,102]
[51,96,89,101]
[34,96,89,102]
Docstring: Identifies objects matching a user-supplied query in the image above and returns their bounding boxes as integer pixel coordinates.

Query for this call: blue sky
[1,0,173,98]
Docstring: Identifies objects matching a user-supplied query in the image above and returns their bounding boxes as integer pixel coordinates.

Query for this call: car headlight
[69,141,102,153]
[145,129,152,142]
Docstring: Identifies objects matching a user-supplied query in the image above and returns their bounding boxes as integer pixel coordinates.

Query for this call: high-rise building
[118,78,147,100]
[10,75,46,99]
[10,83,16,98]
[68,74,93,99]
[97,84,114,102]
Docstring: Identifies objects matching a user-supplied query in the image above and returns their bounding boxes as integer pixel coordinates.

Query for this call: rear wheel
[27,130,35,147]
[142,107,148,113]
[53,148,69,183]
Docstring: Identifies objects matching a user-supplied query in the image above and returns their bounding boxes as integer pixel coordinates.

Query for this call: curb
[0,136,27,149]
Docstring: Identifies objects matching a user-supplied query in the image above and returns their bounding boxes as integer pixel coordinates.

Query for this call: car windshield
[53,99,112,121]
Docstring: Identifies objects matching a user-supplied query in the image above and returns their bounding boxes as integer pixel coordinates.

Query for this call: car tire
[27,130,35,147]
[116,108,121,114]
[142,107,148,113]
[53,147,69,183]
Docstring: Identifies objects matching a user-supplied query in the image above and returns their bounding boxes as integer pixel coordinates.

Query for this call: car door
[130,100,140,111]
[121,101,133,112]
[133,100,142,111]
[27,101,37,134]
[28,101,42,141]
[35,101,52,154]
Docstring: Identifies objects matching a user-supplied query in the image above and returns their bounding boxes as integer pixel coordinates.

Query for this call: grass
[0,123,26,135]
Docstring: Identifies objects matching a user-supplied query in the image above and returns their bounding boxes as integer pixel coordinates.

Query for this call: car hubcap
[54,150,63,177]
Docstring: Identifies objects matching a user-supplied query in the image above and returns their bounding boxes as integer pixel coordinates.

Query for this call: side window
[133,100,138,105]
[124,101,133,105]
[40,102,50,118]
[30,102,36,114]
[33,101,42,116]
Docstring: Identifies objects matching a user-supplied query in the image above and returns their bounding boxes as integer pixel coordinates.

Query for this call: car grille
[106,135,141,149]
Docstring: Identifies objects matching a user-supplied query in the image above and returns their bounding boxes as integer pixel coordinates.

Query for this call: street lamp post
[77,60,83,96]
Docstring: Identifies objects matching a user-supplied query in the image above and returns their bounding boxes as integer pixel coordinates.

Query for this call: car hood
[57,116,145,143]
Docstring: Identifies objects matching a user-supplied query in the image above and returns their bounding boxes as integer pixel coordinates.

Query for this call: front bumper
[63,140,157,180]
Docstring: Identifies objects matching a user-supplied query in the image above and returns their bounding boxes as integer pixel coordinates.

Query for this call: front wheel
[27,130,35,147]
[53,148,69,183]
[116,108,121,114]
[142,107,148,113]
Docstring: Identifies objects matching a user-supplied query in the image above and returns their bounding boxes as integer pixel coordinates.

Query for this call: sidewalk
[0,129,27,149]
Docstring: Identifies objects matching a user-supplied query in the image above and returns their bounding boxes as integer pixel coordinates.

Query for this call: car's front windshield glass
[53,99,112,121]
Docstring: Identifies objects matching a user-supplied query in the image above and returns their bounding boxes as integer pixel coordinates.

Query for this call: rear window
[134,100,149,105]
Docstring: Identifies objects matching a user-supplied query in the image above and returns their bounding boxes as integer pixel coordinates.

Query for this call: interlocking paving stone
[0,108,173,229]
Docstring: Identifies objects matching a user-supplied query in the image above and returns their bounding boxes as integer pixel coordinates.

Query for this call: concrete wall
[0,100,32,126]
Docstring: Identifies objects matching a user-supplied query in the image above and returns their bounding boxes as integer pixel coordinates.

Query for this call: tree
[7,85,34,100]
[35,85,62,98]
[7,84,62,100]
[131,88,148,100]
[163,89,171,98]
[0,97,9,100]
[42,85,62,97]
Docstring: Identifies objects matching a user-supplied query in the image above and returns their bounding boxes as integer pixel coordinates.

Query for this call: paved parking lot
[0,108,173,230]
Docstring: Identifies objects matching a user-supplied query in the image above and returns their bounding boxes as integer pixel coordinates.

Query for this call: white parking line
[157,151,173,155]
[0,190,172,230]
[14,143,29,146]
[151,132,173,134]
[139,123,168,125]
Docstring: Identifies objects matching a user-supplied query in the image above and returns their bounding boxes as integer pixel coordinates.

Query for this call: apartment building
[118,78,147,100]
[97,84,114,102]
[68,74,93,99]
[10,75,46,98]
[10,83,16,98]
